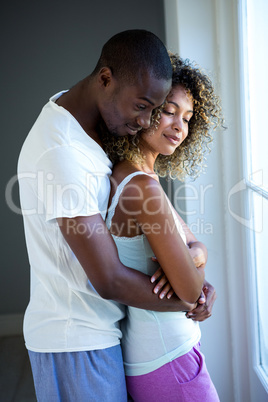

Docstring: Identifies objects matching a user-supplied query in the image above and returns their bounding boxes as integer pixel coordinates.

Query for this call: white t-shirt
[106,172,201,376]
[18,91,125,352]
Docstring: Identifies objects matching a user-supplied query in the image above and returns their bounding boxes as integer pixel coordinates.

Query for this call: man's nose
[136,113,151,130]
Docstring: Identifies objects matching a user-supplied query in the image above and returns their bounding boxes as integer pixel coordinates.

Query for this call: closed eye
[137,104,146,110]
[163,110,174,116]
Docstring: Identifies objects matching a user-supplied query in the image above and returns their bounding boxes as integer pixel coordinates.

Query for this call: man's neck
[56,77,102,146]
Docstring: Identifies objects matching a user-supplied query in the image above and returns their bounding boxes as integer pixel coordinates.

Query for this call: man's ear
[98,67,113,88]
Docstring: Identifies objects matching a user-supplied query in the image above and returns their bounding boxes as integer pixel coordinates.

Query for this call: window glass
[245,0,268,384]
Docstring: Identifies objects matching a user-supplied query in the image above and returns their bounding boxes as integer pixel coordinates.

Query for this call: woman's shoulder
[112,161,159,187]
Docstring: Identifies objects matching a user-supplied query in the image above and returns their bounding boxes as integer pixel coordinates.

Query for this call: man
[18,30,216,401]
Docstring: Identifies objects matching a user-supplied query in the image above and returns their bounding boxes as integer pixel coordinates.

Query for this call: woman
[102,54,224,401]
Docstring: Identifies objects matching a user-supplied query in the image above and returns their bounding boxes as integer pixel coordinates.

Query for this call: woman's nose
[172,118,183,132]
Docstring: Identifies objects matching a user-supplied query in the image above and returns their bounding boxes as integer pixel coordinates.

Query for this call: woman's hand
[150,243,207,300]
[187,244,206,268]
[150,266,197,312]
[150,257,216,322]
[151,266,175,299]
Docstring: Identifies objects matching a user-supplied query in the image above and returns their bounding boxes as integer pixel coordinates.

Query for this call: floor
[0,336,36,401]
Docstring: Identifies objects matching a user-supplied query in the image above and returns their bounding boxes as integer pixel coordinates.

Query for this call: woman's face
[141,84,194,156]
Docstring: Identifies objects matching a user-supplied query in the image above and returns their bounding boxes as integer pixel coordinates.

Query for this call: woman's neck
[128,160,159,181]
[138,143,158,175]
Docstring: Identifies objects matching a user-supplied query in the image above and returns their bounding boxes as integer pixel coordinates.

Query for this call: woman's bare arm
[57,214,196,312]
[121,175,205,303]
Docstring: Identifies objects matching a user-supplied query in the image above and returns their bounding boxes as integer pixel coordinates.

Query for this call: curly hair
[100,53,224,181]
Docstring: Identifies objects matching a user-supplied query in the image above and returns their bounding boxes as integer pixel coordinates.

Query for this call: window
[164,0,268,398]
[240,0,268,389]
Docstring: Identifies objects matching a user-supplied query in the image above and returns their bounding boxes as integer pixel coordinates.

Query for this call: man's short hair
[93,29,172,83]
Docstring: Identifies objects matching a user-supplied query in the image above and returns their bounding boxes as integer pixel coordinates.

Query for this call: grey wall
[1,0,166,315]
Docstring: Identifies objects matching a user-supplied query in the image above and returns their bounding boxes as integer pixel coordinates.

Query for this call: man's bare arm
[57,214,196,312]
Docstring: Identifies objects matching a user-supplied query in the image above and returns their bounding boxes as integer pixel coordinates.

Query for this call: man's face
[99,71,171,137]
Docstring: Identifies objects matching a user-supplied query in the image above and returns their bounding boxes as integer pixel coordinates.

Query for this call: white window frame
[238,0,268,393]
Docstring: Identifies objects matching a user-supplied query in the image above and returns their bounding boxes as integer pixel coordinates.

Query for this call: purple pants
[126,343,219,402]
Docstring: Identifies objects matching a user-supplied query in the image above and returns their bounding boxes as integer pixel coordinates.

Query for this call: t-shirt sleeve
[36,145,101,221]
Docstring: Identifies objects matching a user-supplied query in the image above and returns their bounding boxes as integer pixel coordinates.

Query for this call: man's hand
[186,280,217,322]
[150,267,217,322]
[150,265,218,319]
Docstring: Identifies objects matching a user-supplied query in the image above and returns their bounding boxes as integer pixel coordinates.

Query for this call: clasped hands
[150,246,216,322]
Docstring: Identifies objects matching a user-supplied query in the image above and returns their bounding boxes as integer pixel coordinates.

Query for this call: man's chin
[110,130,120,137]
[99,119,128,137]
[110,128,129,137]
